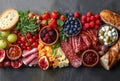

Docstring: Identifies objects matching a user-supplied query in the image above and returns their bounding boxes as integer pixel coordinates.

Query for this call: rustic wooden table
[0,0,120,81]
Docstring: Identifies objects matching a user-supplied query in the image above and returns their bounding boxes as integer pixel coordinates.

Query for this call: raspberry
[87,12,93,17]
[95,25,99,29]
[95,14,100,19]
[81,15,87,21]
[90,21,95,28]
[90,16,95,21]
[81,20,85,25]
[96,19,101,25]
[74,11,80,18]
[86,17,90,22]
[85,23,90,29]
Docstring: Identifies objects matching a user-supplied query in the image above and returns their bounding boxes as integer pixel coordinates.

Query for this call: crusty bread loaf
[100,39,120,70]
[100,9,120,30]
[0,8,19,31]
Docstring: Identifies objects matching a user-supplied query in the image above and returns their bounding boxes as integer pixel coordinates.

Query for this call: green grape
[0,39,7,49]
[1,31,10,38]
[7,33,17,43]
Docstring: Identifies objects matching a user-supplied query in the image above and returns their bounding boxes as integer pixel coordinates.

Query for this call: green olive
[99,30,105,36]
[106,36,110,43]
[109,26,113,30]
[99,39,103,44]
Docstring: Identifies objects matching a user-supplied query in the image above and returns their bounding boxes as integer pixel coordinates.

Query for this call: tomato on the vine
[27,33,32,39]
[21,36,26,42]
[29,38,34,43]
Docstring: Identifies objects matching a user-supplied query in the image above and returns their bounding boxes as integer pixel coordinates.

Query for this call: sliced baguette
[0,8,19,31]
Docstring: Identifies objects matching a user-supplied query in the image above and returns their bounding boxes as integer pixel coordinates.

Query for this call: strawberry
[51,11,59,19]
[60,15,66,21]
[74,11,80,18]
[41,20,48,26]
[41,11,50,20]
[48,19,57,29]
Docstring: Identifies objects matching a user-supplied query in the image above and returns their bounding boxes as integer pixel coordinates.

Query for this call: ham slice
[22,52,38,65]
[28,57,38,67]
[22,48,38,58]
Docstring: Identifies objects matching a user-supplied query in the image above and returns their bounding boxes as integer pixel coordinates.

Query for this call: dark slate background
[0,0,120,81]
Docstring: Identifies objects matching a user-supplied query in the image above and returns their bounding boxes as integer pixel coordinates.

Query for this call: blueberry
[71,25,74,28]
[77,27,80,31]
[75,21,78,25]
[75,31,78,34]
[68,13,74,17]
[74,25,78,28]
[73,28,76,31]
[72,17,75,20]
[70,21,74,24]
[69,30,72,35]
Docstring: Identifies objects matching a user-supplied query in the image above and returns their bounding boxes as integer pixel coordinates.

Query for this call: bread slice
[100,9,120,30]
[0,8,19,31]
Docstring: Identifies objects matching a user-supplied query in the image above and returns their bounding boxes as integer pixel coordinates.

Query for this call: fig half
[38,56,49,70]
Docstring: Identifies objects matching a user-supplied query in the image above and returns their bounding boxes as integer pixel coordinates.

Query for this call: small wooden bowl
[81,49,99,67]
[6,45,22,60]
[39,26,59,46]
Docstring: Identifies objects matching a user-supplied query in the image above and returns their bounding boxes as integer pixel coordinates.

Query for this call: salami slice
[60,41,82,68]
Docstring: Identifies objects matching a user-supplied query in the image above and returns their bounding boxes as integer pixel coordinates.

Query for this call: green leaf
[57,19,64,26]
[52,42,60,49]
[52,49,57,56]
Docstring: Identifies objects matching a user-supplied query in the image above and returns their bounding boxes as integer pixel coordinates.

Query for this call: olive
[106,36,110,42]
[100,31,105,36]
[109,26,113,30]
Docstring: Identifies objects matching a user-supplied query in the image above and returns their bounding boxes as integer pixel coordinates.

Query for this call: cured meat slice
[22,48,38,58]
[71,36,76,52]
[74,36,79,53]
[68,36,72,47]
[28,57,38,67]
[22,52,38,65]
[81,33,91,49]
[60,41,82,68]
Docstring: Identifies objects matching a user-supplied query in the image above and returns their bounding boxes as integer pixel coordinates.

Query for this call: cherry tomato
[32,42,38,48]
[11,59,23,69]
[29,38,34,43]
[21,36,26,42]
[35,34,39,38]
[27,47,31,50]
[33,36,37,40]
[25,42,30,47]
[27,33,32,39]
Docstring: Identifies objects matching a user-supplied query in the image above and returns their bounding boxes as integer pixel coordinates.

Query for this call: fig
[38,56,49,70]
[0,49,5,62]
